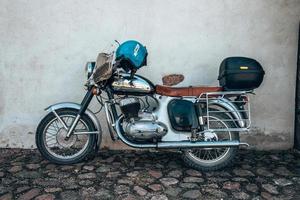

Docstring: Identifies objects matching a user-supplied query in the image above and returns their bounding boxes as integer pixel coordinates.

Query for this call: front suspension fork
[66,87,94,138]
[104,88,119,141]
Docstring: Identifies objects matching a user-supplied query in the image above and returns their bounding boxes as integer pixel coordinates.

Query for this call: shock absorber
[195,102,205,131]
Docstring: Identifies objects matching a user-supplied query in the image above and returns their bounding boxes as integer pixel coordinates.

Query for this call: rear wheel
[36,108,96,164]
[182,112,239,171]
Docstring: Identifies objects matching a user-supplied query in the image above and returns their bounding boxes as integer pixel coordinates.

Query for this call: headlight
[85,62,95,79]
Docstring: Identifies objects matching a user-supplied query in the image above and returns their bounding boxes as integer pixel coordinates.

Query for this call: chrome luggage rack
[197,91,252,132]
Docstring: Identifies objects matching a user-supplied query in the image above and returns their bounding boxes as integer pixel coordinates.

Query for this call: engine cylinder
[119,97,168,141]
[119,97,140,118]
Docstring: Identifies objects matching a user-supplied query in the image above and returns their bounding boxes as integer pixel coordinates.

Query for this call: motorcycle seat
[155,85,223,97]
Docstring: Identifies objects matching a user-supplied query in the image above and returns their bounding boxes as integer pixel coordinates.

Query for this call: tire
[182,112,239,171]
[36,108,97,164]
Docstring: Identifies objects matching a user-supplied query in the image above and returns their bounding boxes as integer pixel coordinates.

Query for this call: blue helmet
[115,40,147,70]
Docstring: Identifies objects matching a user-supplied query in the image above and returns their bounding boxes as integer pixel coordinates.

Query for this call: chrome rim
[186,116,232,163]
[43,114,90,160]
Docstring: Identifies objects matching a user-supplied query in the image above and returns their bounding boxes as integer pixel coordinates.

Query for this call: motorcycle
[36,40,265,171]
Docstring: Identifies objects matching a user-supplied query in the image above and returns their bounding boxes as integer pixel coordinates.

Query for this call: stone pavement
[0,149,299,200]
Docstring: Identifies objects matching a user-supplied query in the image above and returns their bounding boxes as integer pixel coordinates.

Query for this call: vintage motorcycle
[36,40,265,171]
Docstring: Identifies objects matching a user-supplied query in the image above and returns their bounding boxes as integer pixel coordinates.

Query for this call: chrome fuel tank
[111,73,155,95]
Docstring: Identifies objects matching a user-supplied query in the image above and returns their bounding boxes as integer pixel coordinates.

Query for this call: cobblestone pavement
[0,149,299,200]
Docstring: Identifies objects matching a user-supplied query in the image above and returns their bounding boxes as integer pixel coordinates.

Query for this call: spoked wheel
[182,112,239,171]
[36,108,96,164]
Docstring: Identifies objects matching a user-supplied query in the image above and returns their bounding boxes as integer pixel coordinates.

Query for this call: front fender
[45,102,102,148]
[209,98,246,128]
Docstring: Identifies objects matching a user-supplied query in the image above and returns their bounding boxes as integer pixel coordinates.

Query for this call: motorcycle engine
[119,97,167,141]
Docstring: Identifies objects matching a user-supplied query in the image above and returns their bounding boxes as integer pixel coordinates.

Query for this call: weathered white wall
[0,0,299,149]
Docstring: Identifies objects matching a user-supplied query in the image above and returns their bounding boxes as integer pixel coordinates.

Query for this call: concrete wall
[0,0,299,150]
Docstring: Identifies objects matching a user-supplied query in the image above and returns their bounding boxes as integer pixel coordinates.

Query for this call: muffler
[157,140,249,149]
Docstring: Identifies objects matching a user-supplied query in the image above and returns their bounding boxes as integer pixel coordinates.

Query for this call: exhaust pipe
[115,117,249,149]
[157,140,249,148]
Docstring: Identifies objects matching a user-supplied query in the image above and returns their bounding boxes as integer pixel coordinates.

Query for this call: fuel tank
[110,73,155,95]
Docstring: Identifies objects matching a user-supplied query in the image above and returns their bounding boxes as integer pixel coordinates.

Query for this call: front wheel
[182,112,239,171]
[36,108,97,164]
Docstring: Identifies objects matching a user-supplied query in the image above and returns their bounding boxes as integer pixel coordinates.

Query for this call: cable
[137,97,146,110]
[93,96,104,114]
[145,96,150,110]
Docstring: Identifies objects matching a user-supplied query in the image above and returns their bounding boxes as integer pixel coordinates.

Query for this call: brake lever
[115,40,120,46]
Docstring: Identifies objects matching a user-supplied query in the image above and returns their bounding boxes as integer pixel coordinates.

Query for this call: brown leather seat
[155,85,223,97]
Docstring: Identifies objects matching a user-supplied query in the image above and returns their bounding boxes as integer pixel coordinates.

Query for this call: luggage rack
[197,91,252,132]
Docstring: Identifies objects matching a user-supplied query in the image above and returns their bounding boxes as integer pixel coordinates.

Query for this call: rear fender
[208,98,246,128]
